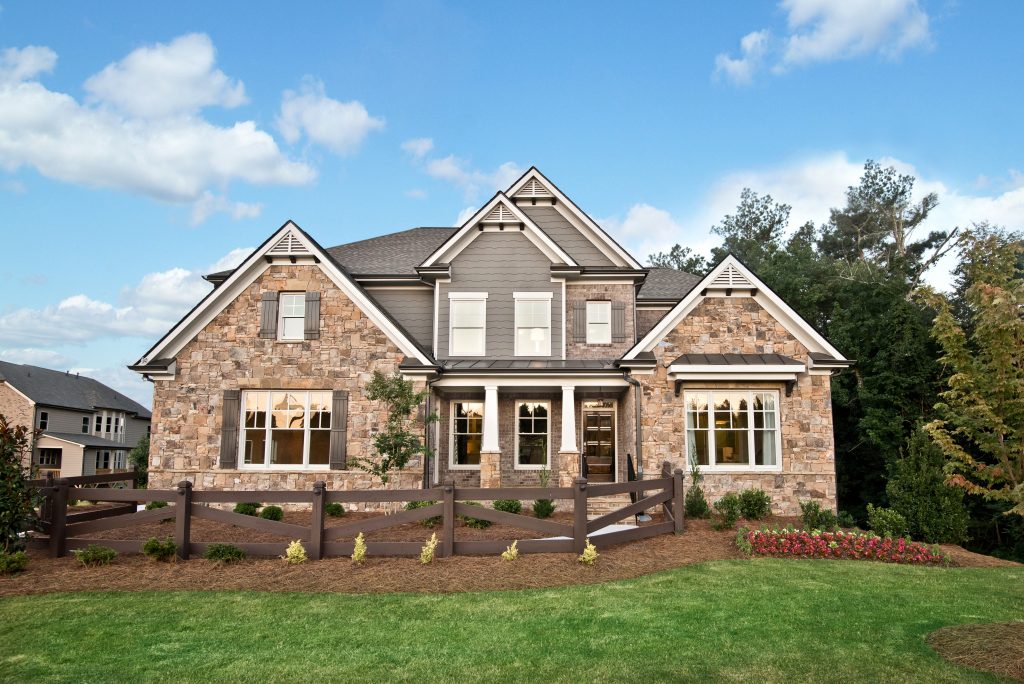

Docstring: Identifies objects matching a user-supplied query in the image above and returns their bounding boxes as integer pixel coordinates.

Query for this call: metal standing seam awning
[666,353,806,383]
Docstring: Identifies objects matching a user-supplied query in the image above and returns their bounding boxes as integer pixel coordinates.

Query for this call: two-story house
[131,168,851,514]
[0,361,151,477]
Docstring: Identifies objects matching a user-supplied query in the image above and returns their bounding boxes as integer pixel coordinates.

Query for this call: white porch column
[482,385,500,453]
[561,385,577,453]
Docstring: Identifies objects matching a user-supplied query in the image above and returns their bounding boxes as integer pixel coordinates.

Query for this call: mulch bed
[927,621,1024,681]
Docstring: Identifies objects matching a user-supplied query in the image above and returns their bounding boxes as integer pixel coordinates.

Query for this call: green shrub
[867,504,910,539]
[459,501,492,529]
[684,464,711,519]
[799,500,838,531]
[493,499,522,515]
[837,510,857,529]
[0,415,37,553]
[405,499,441,528]
[738,489,772,520]
[145,500,168,510]
[0,550,28,575]
[886,430,969,544]
[711,493,742,530]
[259,505,284,521]
[74,544,117,567]
[324,502,345,518]
[141,537,177,562]
[203,543,246,563]
[532,498,556,519]
[233,502,261,516]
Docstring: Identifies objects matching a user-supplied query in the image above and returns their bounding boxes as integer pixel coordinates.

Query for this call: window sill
[513,464,550,471]
[692,465,783,474]
[448,464,481,471]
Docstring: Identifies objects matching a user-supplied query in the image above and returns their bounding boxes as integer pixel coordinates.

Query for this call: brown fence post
[673,468,685,534]
[49,478,69,558]
[573,476,588,554]
[310,481,326,560]
[174,480,193,560]
[40,471,54,523]
[440,478,455,558]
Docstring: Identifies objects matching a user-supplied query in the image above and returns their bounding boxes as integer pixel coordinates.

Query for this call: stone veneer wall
[565,283,635,359]
[637,296,836,515]
[148,264,426,508]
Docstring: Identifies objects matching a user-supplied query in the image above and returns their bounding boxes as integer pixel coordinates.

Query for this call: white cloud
[190,191,263,225]
[0,45,57,83]
[0,348,74,368]
[715,0,931,83]
[83,33,246,118]
[425,155,521,201]
[405,188,427,199]
[0,37,315,218]
[276,77,384,155]
[401,137,434,160]
[455,205,477,226]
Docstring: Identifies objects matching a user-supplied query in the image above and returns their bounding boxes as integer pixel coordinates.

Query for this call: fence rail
[31,463,685,560]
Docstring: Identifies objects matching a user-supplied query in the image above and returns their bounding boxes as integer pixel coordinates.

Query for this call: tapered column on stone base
[558,450,580,487]
[480,450,501,488]
[480,385,501,487]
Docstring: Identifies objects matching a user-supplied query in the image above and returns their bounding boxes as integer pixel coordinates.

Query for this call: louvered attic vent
[483,203,516,222]
[709,264,752,288]
[515,178,553,199]
[269,232,309,255]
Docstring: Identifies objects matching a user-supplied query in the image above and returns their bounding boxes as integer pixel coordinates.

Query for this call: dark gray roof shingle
[0,361,152,418]
[325,227,456,275]
[637,267,702,301]
[43,432,136,449]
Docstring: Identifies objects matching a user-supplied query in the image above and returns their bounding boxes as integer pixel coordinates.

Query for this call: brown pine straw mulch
[1,512,1018,598]
[927,622,1024,681]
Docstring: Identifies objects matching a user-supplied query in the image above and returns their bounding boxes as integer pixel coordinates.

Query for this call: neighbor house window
[38,411,48,430]
[96,451,111,470]
[449,293,487,356]
[685,391,780,469]
[38,449,61,468]
[95,416,102,433]
[586,301,611,344]
[113,451,125,469]
[105,416,112,433]
[82,417,90,434]
[514,293,552,356]
[241,391,331,468]
[515,402,549,469]
[451,401,483,468]
[278,293,306,341]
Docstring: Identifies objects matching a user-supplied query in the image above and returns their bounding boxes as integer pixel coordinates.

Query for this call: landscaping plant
[145,501,168,510]
[711,493,742,530]
[141,537,177,562]
[419,533,438,564]
[233,502,261,516]
[0,414,38,553]
[738,488,772,520]
[259,505,284,521]
[0,550,28,575]
[459,501,492,529]
[74,545,117,567]
[501,540,519,561]
[886,429,968,543]
[284,540,307,564]
[352,532,367,565]
[799,500,839,532]
[837,510,857,529]
[203,544,246,563]
[684,463,711,519]
[578,538,599,565]
[533,469,556,519]
[867,504,910,539]
[129,434,149,488]
[404,499,441,527]
[324,502,345,518]
[492,499,522,515]
[737,526,947,565]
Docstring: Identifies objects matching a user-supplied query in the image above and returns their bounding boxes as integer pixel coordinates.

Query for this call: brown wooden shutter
[612,302,627,342]
[304,291,321,340]
[329,390,349,470]
[259,292,279,339]
[219,389,241,468]
[573,300,587,343]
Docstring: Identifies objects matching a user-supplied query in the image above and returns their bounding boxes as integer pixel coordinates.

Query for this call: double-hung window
[38,411,48,430]
[241,390,332,468]
[451,401,483,468]
[515,402,549,469]
[514,292,552,356]
[449,293,487,356]
[685,390,780,469]
[82,416,90,434]
[278,293,306,341]
[586,301,611,344]
[95,451,111,471]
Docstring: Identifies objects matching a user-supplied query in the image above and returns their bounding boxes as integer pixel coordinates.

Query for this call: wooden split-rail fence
[30,463,686,560]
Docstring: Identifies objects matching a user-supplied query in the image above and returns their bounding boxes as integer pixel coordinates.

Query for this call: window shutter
[612,301,627,342]
[329,390,349,470]
[259,292,279,339]
[219,389,241,469]
[304,291,321,340]
[573,300,587,343]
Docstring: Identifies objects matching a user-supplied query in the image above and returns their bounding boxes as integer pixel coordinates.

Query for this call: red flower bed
[737,527,948,565]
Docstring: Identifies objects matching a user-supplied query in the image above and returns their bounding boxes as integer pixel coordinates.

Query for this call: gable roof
[623,255,848,361]
[637,267,702,301]
[0,361,151,418]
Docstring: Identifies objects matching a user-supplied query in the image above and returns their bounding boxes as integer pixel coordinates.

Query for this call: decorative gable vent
[483,203,516,222]
[269,231,309,255]
[709,264,752,288]
[514,177,553,200]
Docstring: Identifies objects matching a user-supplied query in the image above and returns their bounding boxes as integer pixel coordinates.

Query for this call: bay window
[514,292,552,356]
[451,401,483,468]
[685,390,780,469]
[241,390,332,468]
[515,401,549,469]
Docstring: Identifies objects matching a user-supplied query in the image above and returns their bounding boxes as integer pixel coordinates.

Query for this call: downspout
[623,371,643,476]
[426,374,442,487]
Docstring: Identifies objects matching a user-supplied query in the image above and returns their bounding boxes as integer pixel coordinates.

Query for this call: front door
[582,408,616,483]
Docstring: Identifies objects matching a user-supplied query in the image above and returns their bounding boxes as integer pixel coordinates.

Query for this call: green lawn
[1,560,1022,683]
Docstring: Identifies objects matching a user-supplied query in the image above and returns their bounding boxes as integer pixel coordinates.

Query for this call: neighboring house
[0,361,151,477]
[131,168,851,514]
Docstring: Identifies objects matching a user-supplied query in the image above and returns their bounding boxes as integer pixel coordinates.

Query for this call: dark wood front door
[583,411,615,482]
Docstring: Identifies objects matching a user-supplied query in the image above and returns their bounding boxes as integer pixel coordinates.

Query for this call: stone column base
[479,451,502,488]
[558,450,580,487]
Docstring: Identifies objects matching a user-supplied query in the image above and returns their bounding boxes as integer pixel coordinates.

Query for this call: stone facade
[636,296,836,515]
[565,283,635,359]
[148,263,426,503]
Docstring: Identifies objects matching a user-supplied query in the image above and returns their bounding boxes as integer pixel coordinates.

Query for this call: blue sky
[1,0,1022,406]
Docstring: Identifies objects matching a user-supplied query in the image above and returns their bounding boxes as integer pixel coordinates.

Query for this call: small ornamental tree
[351,371,437,485]
[0,414,38,553]
[129,435,150,488]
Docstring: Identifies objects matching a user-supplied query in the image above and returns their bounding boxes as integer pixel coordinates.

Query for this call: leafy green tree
[351,372,437,484]
[129,435,149,487]
[0,414,38,552]
[708,188,789,272]
[886,430,968,543]
[647,244,708,274]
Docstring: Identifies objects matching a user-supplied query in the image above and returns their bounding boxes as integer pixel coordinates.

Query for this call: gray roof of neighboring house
[42,432,134,449]
[670,353,804,366]
[638,267,703,301]
[0,361,152,419]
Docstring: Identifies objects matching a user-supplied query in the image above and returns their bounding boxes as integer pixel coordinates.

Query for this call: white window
[96,450,111,471]
[515,401,549,469]
[685,390,780,470]
[586,301,611,344]
[449,293,487,356]
[38,411,48,430]
[105,416,112,434]
[450,401,483,469]
[278,293,306,341]
[241,391,332,468]
[514,292,552,356]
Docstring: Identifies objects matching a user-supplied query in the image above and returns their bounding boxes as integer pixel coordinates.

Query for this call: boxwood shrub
[259,505,284,521]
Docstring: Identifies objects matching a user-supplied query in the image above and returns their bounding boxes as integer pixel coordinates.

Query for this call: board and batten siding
[367,288,435,350]
[520,206,616,267]
[438,231,563,360]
